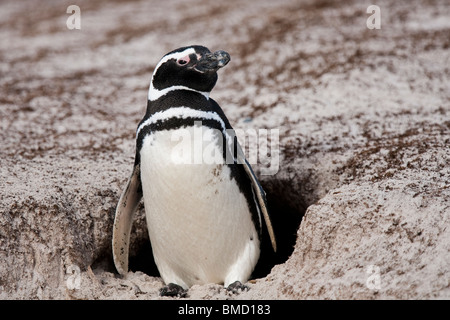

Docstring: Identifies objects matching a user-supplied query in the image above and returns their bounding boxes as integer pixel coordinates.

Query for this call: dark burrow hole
[118,178,308,281]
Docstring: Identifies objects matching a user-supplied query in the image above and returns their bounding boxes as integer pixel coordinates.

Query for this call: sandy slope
[0,0,449,299]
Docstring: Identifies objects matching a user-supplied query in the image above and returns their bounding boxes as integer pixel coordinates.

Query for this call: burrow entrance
[117,176,308,281]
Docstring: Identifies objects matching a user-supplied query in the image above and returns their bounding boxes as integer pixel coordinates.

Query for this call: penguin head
[148,45,230,101]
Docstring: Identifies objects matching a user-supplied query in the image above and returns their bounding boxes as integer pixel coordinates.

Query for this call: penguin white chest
[139,125,259,288]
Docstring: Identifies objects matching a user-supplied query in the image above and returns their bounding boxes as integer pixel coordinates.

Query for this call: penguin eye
[177,55,190,66]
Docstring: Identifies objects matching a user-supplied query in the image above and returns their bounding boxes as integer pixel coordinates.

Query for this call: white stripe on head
[148,48,210,101]
[148,86,210,101]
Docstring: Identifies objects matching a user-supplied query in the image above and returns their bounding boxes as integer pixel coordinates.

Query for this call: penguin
[112,45,276,297]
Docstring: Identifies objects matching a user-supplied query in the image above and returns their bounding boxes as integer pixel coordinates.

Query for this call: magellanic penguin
[112,45,276,297]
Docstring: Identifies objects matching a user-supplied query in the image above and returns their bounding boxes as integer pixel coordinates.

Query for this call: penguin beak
[194,50,230,73]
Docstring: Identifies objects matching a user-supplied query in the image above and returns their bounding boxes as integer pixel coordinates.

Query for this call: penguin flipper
[236,143,277,252]
[112,164,142,276]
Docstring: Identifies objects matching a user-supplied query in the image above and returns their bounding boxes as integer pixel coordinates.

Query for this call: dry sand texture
[0,0,449,299]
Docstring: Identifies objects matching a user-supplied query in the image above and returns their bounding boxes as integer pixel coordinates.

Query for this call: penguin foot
[226,281,249,294]
[159,283,188,298]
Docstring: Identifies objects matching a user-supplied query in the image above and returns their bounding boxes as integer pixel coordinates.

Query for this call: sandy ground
[0,0,449,299]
